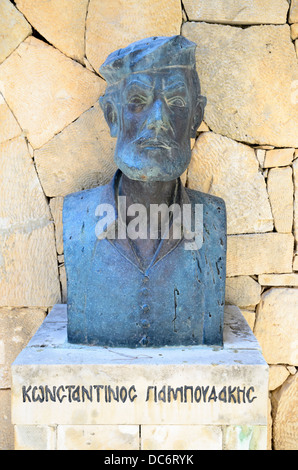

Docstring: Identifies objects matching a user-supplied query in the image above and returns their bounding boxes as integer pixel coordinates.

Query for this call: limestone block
[293,254,298,271]
[141,425,222,450]
[227,233,294,276]
[263,148,294,167]
[0,389,13,450]
[293,159,298,245]
[182,23,298,148]
[57,425,139,450]
[0,226,61,307]
[0,137,61,306]
[35,103,116,197]
[269,365,290,391]
[272,374,298,450]
[254,288,298,365]
[259,274,298,286]
[289,0,298,23]
[255,149,266,168]
[0,93,22,144]
[83,57,96,73]
[291,24,298,40]
[49,197,64,255]
[15,425,56,450]
[0,308,45,388]
[188,132,273,234]
[225,276,261,308]
[197,121,209,132]
[183,0,288,24]
[267,167,293,233]
[0,37,104,149]
[0,136,51,225]
[240,310,256,331]
[15,0,88,63]
[0,0,31,64]
[222,425,267,450]
[86,0,182,72]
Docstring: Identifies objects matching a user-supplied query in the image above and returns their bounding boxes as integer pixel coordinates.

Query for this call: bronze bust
[63,36,227,347]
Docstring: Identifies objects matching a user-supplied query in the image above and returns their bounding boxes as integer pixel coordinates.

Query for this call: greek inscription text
[21,384,257,405]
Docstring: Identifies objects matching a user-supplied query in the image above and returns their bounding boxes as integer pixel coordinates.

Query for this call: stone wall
[0,0,297,450]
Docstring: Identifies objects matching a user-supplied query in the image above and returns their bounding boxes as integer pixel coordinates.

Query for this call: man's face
[113,68,199,182]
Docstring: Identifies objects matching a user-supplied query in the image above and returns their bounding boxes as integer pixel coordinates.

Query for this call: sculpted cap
[99,35,197,85]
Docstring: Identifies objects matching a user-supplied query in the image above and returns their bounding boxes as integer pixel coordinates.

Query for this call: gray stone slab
[25,304,261,351]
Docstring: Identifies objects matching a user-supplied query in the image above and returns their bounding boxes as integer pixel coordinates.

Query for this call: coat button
[140,287,149,297]
[141,304,150,313]
[141,319,150,328]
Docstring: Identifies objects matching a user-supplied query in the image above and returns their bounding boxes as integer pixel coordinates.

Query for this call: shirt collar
[96,169,193,234]
[95,170,197,271]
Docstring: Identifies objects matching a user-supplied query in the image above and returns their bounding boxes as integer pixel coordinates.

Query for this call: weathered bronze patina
[63,36,227,347]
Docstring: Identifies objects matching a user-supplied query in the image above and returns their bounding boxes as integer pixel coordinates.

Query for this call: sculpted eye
[167,96,186,107]
[128,95,148,106]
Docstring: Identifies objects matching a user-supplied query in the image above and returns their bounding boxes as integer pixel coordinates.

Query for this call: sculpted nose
[146,99,170,133]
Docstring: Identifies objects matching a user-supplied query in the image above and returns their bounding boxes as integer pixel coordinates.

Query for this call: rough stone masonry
[0,0,297,450]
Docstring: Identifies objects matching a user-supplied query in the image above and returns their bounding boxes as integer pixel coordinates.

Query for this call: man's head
[99,36,206,182]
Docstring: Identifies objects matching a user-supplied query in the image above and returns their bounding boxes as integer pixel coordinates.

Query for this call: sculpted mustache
[130,135,179,149]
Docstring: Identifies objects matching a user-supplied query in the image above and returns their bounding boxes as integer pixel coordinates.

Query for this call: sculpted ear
[99,96,118,138]
[190,95,207,138]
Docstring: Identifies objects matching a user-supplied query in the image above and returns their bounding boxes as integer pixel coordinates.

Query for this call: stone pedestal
[11,304,268,450]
